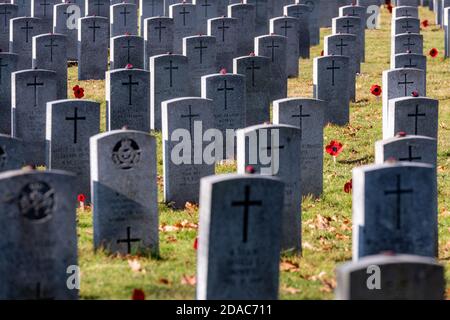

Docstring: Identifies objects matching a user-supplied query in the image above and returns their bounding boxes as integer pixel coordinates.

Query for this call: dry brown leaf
[282,286,300,294]
[181,274,196,286]
[128,258,145,273]
[185,202,199,214]
[280,261,300,272]
[159,278,170,285]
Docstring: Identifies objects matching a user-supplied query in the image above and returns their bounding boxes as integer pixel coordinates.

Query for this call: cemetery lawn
[70,7,450,300]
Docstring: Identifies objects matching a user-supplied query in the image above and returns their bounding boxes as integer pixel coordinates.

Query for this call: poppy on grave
[132,289,145,300]
[193,237,198,250]
[370,84,382,96]
[387,4,393,13]
[77,194,86,202]
[429,48,438,58]
[325,140,344,157]
[245,165,256,174]
[344,179,353,193]
[421,20,429,28]
[73,85,85,99]
[412,91,419,97]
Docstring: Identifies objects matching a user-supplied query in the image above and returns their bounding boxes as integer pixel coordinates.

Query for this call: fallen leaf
[181,274,196,286]
[282,286,300,294]
[128,258,145,273]
[159,278,170,285]
[280,261,300,272]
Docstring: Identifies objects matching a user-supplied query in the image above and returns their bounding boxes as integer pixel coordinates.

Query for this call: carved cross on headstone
[407,104,426,134]
[399,145,422,162]
[20,21,34,43]
[88,19,100,42]
[44,38,58,62]
[116,226,141,254]
[384,174,413,230]
[65,107,86,144]
[154,20,166,42]
[397,74,414,96]
[217,79,234,110]
[121,74,139,105]
[326,59,340,86]
[164,60,178,87]
[26,76,44,107]
[194,39,207,64]
[231,185,262,243]
[246,60,260,87]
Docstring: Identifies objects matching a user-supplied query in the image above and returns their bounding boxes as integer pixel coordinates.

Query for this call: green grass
[71,7,450,299]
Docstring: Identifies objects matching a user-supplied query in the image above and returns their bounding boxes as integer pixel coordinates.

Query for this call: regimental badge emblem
[112,138,141,170]
[19,182,55,221]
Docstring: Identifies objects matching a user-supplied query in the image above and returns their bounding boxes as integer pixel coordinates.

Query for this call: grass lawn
[68,6,450,299]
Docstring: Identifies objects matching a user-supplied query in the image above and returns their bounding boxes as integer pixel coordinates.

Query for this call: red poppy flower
[387,4,393,13]
[370,84,382,96]
[77,194,86,202]
[396,131,407,137]
[132,289,145,300]
[429,48,438,58]
[73,85,84,99]
[411,91,419,97]
[125,63,133,69]
[220,68,227,75]
[421,20,429,28]
[246,165,255,174]
[325,141,344,157]
[344,179,353,193]
[193,237,198,250]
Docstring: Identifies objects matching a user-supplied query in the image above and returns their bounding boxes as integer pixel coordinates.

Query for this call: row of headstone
[335,1,445,300]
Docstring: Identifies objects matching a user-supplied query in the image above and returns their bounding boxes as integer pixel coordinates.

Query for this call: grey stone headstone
[273,97,325,198]
[193,0,219,34]
[46,99,100,202]
[183,35,216,96]
[110,34,145,70]
[162,97,214,208]
[237,124,302,254]
[72,0,85,18]
[85,0,109,18]
[110,3,138,37]
[391,33,423,60]
[357,0,382,28]
[434,0,443,25]
[77,16,108,80]
[386,96,438,139]
[197,174,284,300]
[339,5,366,35]
[245,0,269,36]
[283,4,311,59]
[382,68,426,139]
[445,7,450,57]
[9,17,45,70]
[255,34,287,101]
[313,55,351,126]
[170,3,196,54]
[164,0,193,15]
[353,162,438,259]
[0,52,17,134]
[392,17,420,37]
[228,3,255,57]
[440,0,450,29]
[150,53,190,130]
[270,16,299,78]
[336,254,445,300]
[91,129,158,255]
[30,0,57,33]
[324,34,358,100]
[233,54,271,127]
[0,168,78,300]
[392,52,426,72]
[143,16,173,70]
[375,135,437,167]
[396,0,420,5]
[11,0,31,17]
[332,16,364,62]
[106,67,150,132]
[392,5,419,19]
[139,0,164,36]
[53,3,80,61]
[0,3,17,52]
[12,69,57,165]
[201,72,246,160]
[296,0,320,45]
[0,134,25,171]
[32,33,67,100]
[207,17,238,72]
